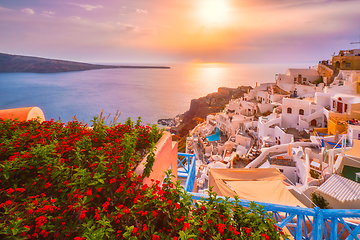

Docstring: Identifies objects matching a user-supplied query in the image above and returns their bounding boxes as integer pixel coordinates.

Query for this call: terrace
[178,152,360,240]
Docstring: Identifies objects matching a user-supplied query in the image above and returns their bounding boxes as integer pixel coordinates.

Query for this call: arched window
[287,108,292,114]
[299,109,304,115]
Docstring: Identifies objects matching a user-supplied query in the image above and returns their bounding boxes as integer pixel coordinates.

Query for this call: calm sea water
[0,62,311,125]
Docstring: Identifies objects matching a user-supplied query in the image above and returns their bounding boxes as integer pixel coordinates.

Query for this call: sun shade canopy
[209,168,306,207]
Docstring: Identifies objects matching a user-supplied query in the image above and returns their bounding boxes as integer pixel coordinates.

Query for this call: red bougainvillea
[0,117,287,239]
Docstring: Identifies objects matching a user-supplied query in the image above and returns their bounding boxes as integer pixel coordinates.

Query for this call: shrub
[310,169,320,179]
[0,117,287,239]
[311,192,331,209]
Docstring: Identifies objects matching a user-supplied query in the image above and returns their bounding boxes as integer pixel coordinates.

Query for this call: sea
[0,62,312,125]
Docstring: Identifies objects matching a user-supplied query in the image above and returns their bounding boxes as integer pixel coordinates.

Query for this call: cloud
[68,16,81,20]
[21,8,35,15]
[117,23,139,32]
[136,9,148,14]
[43,11,55,15]
[42,11,55,17]
[69,3,103,11]
[0,7,13,12]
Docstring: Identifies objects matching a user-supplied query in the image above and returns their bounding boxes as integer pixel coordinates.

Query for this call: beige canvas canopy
[209,168,306,207]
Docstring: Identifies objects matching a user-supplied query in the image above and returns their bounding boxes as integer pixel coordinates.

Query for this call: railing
[178,153,360,240]
[177,153,196,192]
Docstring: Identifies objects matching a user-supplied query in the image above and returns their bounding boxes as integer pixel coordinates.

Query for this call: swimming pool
[206,128,220,142]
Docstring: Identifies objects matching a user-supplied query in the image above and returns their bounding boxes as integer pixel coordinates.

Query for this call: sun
[199,0,230,24]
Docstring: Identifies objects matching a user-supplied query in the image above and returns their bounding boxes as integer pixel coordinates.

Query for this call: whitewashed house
[276,68,324,98]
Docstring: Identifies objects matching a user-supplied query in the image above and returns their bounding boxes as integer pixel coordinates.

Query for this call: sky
[0,0,360,64]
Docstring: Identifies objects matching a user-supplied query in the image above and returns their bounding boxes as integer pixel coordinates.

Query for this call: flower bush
[0,117,287,239]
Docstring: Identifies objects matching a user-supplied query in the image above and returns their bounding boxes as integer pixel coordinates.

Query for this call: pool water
[206,128,220,142]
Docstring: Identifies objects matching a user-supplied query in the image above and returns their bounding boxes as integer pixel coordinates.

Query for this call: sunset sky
[1,0,359,64]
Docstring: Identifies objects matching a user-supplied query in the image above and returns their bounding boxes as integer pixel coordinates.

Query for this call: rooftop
[318,174,360,203]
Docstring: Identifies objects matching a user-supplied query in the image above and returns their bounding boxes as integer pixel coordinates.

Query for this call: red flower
[85,189,92,196]
[183,222,190,231]
[152,235,159,240]
[262,233,270,240]
[217,224,226,234]
[94,212,101,221]
[15,188,25,193]
[5,200,12,206]
[79,210,87,220]
[6,188,14,194]
[35,216,47,227]
[167,200,172,206]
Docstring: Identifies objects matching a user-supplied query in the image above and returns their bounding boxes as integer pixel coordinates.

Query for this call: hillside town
[181,48,360,209]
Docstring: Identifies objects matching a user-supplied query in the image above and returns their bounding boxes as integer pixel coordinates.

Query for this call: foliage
[233,154,240,165]
[184,189,289,240]
[311,192,331,209]
[312,76,323,86]
[310,169,320,179]
[262,111,272,117]
[0,117,286,239]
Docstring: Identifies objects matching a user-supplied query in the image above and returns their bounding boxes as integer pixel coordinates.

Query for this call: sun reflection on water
[183,62,233,95]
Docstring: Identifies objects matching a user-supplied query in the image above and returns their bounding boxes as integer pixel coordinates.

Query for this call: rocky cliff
[177,86,252,137]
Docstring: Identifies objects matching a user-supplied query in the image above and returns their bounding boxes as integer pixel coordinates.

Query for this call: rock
[176,86,252,137]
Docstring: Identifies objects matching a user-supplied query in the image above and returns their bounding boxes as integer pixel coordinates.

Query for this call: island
[0,53,170,73]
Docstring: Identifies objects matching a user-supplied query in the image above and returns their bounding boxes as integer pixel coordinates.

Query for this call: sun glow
[199,0,230,24]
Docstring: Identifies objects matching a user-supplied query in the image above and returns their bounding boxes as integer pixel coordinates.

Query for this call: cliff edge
[176,86,252,137]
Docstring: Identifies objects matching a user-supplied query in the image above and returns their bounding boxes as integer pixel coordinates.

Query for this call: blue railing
[177,153,360,240]
[177,153,196,192]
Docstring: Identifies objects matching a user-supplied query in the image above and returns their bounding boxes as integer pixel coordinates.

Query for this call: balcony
[178,152,360,240]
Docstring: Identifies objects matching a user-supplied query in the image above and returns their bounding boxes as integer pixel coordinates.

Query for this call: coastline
[0,53,170,73]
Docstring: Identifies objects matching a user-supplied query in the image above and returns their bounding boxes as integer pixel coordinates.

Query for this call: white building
[276,68,324,98]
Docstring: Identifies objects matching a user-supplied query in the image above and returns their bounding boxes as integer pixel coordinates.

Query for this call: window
[346,62,351,68]
[299,109,304,115]
[344,104,348,113]
[333,100,336,108]
[287,108,292,114]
